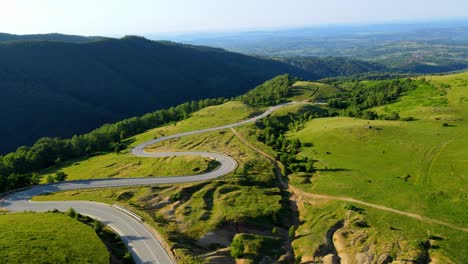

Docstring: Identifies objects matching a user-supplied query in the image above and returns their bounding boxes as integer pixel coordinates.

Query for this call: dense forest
[237,74,296,106]
[0,33,103,43]
[0,35,312,153]
[275,57,388,79]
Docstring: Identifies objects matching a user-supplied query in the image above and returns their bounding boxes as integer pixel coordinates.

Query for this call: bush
[230,235,244,259]
[272,227,278,235]
[295,254,303,264]
[288,225,297,239]
[46,175,55,184]
[93,219,103,232]
[66,207,77,218]
[54,171,67,182]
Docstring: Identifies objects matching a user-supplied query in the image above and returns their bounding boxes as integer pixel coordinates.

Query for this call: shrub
[295,254,303,264]
[46,175,55,184]
[66,207,77,218]
[93,219,103,232]
[272,227,278,235]
[288,225,297,239]
[230,235,244,259]
[54,171,67,182]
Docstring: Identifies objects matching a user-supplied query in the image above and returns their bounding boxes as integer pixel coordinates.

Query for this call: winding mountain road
[2,103,292,264]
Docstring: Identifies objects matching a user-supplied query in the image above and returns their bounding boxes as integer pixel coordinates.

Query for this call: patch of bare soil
[196,229,233,247]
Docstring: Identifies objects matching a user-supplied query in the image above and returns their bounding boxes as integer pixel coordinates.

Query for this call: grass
[130,101,260,147]
[33,186,148,204]
[284,72,468,262]
[232,233,283,263]
[293,199,466,263]
[40,153,215,181]
[0,212,109,264]
[288,81,340,102]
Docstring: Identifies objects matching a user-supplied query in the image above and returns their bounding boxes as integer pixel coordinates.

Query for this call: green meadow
[285,72,468,262]
[0,212,109,264]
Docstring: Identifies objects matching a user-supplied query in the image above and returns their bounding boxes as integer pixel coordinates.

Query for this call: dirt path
[292,187,468,232]
[231,128,468,233]
[419,129,465,186]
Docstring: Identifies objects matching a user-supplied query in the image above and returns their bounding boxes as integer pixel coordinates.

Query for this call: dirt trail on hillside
[231,128,468,233]
[292,187,467,232]
[419,129,465,186]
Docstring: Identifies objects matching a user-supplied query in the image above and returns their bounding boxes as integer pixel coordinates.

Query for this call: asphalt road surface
[3,102,292,264]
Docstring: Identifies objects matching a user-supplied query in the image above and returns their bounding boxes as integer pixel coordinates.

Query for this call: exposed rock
[356,251,374,264]
[322,253,340,264]
[377,253,393,264]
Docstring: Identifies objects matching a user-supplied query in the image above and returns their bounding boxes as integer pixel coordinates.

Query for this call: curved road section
[3,103,292,264]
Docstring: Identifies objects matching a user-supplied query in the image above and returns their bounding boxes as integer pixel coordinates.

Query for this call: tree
[55,171,67,182]
[46,175,55,184]
[30,173,41,185]
[230,235,244,258]
[389,112,400,120]
[119,131,126,142]
[114,145,121,155]
[305,159,315,173]
[93,219,103,232]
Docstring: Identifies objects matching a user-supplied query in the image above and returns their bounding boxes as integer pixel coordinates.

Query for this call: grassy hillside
[289,81,340,101]
[282,72,468,262]
[0,212,109,264]
[129,101,260,146]
[0,36,310,153]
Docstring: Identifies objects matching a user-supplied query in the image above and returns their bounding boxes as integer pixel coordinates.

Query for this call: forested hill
[0,33,103,43]
[0,36,312,153]
[276,57,388,78]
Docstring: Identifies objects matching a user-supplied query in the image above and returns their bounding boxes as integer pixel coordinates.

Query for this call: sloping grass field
[289,81,340,101]
[0,212,109,264]
[286,72,468,262]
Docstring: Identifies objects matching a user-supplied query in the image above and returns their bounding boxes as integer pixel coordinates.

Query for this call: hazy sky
[1,0,467,36]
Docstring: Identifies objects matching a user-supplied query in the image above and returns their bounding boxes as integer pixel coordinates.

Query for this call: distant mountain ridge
[0,32,104,43]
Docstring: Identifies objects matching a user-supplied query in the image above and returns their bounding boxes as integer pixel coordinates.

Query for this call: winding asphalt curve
[3,102,292,264]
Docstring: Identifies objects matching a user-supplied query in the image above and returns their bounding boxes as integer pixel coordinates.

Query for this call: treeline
[0,98,226,192]
[237,74,295,106]
[327,78,424,119]
[276,56,388,79]
[256,111,327,174]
